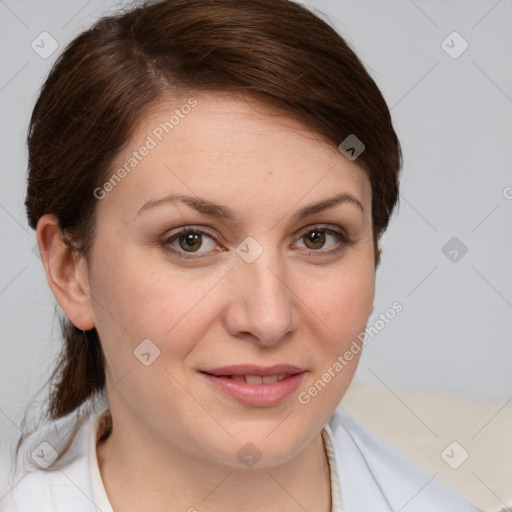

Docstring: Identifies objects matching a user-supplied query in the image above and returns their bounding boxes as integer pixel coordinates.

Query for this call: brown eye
[163,228,218,258]
[294,225,354,255]
[302,230,326,250]
[178,232,203,252]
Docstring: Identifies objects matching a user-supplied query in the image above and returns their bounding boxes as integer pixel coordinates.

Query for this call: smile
[200,370,306,407]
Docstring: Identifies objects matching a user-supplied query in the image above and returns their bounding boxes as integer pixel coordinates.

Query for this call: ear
[36,214,95,331]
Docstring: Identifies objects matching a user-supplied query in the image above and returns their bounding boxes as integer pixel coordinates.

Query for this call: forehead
[142,92,336,157]
[96,91,371,219]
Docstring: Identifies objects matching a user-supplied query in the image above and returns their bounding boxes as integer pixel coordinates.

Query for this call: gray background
[1,0,511,447]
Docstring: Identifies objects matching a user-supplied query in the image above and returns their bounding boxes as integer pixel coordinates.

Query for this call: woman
[0,0,481,510]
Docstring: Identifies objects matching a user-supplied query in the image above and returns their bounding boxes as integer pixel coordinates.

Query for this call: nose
[224,248,300,347]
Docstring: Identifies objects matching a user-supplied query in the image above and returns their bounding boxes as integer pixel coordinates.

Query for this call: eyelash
[160,224,355,260]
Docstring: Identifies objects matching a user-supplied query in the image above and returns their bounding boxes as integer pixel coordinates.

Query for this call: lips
[200,364,306,406]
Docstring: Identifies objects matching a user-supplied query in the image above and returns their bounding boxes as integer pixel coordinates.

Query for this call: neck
[96,410,332,512]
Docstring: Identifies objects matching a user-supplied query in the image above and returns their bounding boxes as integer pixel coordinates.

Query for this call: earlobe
[36,214,95,331]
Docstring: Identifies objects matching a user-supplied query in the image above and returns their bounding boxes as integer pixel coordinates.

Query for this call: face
[86,92,375,467]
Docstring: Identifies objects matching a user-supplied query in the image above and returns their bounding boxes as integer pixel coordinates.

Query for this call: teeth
[243,374,289,384]
[245,375,263,385]
[220,374,291,384]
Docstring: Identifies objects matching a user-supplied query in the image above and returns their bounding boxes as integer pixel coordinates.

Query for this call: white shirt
[0,394,480,512]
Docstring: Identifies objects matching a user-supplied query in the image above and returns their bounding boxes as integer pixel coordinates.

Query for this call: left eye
[295,227,346,251]
[162,225,352,259]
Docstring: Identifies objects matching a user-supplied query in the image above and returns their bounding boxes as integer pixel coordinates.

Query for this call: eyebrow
[135,192,364,222]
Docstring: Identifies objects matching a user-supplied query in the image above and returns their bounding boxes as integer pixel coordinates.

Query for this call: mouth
[200,364,305,382]
[199,364,306,407]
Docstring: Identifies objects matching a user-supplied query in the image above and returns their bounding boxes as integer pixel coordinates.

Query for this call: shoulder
[0,405,104,512]
[325,406,481,512]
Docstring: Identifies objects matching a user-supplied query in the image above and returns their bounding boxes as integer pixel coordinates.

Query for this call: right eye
[161,227,221,259]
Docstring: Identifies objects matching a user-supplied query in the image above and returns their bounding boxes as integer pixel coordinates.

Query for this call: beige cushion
[340,380,512,512]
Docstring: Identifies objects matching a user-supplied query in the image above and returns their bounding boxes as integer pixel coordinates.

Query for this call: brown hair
[17,0,401,471]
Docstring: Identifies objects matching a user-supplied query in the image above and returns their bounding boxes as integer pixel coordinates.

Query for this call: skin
[37,91,376,512]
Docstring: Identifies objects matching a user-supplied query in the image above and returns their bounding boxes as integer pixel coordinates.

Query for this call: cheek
[88,252,208,418]
[308,260,375,343]
[294,263,374,423]
[337,271,374,332]
[88,248,218,363]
